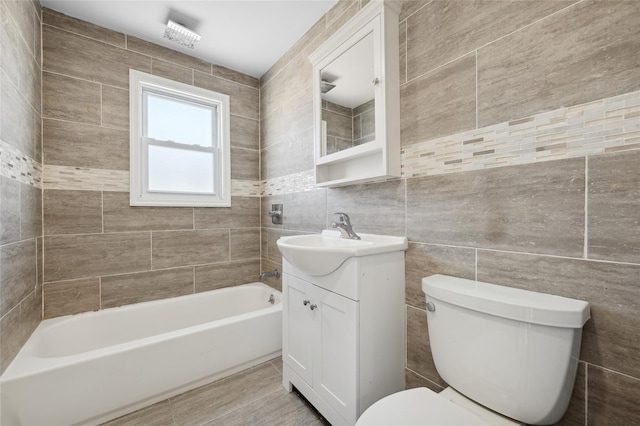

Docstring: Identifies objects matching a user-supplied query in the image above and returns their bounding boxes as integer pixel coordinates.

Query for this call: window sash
[141,137,220,196]
[140,85,222,198]
[142,87,219,149]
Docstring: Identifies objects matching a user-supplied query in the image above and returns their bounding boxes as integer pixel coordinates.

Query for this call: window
[129,70,230,207]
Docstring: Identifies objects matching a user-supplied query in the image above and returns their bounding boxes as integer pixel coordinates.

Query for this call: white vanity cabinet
[281,251,405,426]
[283,275,358,419]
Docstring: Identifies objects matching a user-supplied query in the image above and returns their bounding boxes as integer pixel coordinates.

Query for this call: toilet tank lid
[422,275,590,328]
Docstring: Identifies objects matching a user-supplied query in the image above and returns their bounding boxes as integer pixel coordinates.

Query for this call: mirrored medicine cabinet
[309,0,401,187]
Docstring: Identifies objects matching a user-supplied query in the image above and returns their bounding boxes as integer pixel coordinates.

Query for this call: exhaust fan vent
[164,20,201,49]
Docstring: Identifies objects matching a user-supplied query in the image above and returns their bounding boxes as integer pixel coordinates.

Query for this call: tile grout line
[41,115,128,131]
[404,18,408,85]
[40,69,121,94]
[409,241,640,267]
[404,304,408,369]
[150,231,153,271]
[475,248,478,281]
[401,0,434,24]
[42,225,261,239]
[475,49,479,129]
[404,179,407,237]
[582,361,640,382]
[1,67,40,125]
[35,237,39,317]
[258,79,263,270]
[99,83,103,126]
[584,155,589,260]
[405,366,443,390]
[40,0,46,320]
[18,177,24,240]
[584,362,589,426]
[192,69,260,91]
[41,260,262,287]
[41,187,45,319]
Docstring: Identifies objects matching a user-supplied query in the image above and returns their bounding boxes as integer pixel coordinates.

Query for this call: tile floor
[102,357,327,426]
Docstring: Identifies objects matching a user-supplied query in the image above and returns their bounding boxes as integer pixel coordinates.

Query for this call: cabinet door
[313,286,358,422]
[282,274,314,385]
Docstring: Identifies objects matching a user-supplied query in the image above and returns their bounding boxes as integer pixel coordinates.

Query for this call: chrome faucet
[259,268,280,282]
[331,212,361,240]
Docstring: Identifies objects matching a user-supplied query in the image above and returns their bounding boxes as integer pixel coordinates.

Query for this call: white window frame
[129,70,231,207]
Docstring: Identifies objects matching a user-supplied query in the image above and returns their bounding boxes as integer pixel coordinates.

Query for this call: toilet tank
[422,275,590,425]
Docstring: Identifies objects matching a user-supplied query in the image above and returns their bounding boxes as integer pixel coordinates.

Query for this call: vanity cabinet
[284,275,358,419]
[281,252,405,426]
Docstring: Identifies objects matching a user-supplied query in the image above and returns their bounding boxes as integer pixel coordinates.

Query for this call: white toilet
[356,274,590,426]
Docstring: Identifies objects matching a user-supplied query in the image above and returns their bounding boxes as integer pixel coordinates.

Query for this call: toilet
[356,274,590,426]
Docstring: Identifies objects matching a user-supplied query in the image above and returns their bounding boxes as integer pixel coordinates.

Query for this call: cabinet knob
[310,304,318,311]
[426,302,436,312]
[303,299,310,306]
[372,77,380,85]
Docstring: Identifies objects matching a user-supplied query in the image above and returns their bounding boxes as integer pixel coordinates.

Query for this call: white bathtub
[0,282,282,426]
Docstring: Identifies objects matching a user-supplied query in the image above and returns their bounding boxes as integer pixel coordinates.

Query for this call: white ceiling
[40,0,338,78]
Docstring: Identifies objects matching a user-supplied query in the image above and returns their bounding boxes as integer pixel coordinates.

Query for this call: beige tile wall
[0,0,42,374]
[40,8,262,318]
[2,1,638,422]
[260,0,640,423]
[323,100,353,154]
[323,98,375,154]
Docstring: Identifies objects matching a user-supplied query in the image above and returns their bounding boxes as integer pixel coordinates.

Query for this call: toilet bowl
[355,387,517,425]
[356,275,590,426]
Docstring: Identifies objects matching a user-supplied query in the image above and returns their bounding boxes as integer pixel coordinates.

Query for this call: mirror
[320,32,375,157]
[309,0,400,187]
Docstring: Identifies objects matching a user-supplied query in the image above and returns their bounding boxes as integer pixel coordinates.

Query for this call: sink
[277,230,408,276]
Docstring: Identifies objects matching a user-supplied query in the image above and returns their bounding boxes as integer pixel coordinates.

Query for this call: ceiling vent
[163,20,201,49]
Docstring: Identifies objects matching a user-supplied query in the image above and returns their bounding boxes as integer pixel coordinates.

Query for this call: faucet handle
[333,212,351,225]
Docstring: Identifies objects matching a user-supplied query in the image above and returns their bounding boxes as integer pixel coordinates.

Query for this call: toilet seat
[355,388,489,426]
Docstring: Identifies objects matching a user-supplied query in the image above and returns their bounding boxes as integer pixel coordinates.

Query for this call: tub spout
[260,268,280,282]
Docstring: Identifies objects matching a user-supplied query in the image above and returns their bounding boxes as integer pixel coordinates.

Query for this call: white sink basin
[277,230,408,276]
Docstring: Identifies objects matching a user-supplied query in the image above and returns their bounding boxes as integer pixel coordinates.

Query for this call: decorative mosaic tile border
[0,140,43,188]
[401,90,640,178]
[43,165,262,197]
[18,89,640,197]
[262,169,315,196]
